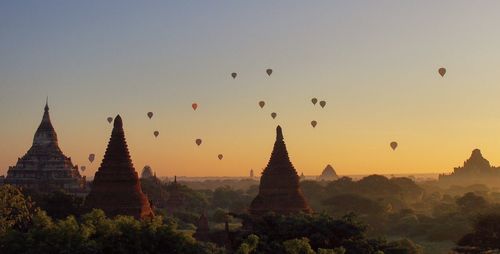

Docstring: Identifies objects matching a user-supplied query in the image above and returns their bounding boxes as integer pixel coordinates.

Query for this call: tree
[0,185,38,235]
[384,238,423,254]
[236,234,259,254]
[212,208,230,223]
[456,213,500,253]
[37,190,84,219]
[322,193,384,217]
[456,192,489,213]
[0,208,225,254]
[212,186,252,212]
[283,238,315,254]
[231,213,406,254]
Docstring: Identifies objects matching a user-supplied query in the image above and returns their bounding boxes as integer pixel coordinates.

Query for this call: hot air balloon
[80,166,86,172]
[259,101,265,108]
[88,154,95,163]
[231,72,237,79]
[311,120,317,128]
[154,131,159,138]
[147,112,154,119]
[107,117,113,123]
[390,141,398,150]
[311,98,318,105]
[266,68,273,76]
[271,112,277,119]
[218,154,223,160]
[192,103,198,111]
[196,139,202,146]
[319,101,326,108]
[438,67,446,77]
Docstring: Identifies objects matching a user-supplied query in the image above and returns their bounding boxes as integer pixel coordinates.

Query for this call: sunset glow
[2,1,500,177]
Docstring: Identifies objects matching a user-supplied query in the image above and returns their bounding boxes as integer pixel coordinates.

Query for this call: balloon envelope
[107,117,113,123]
[390,141,398,150]
[196,139,202,146]
[88,154,95,163]
[154,131,159,138]
[438,67,446,77]
[218,154,223,160]
[231,72,237,79]
[311,98,318,105]
[271,112,277,119]
[311,120,317,128]
[147,112,153,119]
[319,101,326,108]
[259,101,265,108]
[80,166,86,171]
[192,103,198,111]
[266,69,273,76]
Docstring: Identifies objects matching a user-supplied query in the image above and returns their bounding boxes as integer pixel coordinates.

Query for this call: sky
[2,1,500,177]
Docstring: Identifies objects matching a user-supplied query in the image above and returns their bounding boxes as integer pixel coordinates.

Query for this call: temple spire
[84,115,154,219]
[249,126,312,215]
[266,125,294,173]
[276,125,283,140]
[32,99,59,148]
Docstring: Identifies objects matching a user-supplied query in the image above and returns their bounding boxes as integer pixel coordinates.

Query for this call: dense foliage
[0,185,223,254]
[3,172,500,253]
[230,213,421,254]
[455,213,500,253]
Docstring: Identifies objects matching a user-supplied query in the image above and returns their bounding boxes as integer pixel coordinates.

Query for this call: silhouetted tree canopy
[456,213,500,253]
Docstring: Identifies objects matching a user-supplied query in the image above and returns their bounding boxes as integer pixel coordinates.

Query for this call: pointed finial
[44,97,49,112]
[113,115,123,128]
[276,125,283,141]
[174,175,177,183]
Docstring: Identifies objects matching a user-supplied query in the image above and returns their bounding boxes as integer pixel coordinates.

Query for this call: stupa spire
[265,125,295,173]
[276,125,283,140]
[97,114,135,173]
[84,115,154,219]
[249,126,312,215]
[32,99,59,149]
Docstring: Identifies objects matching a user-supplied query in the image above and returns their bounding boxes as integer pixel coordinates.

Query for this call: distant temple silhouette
[141,165,155,179]
[318,164,339,181]
[4,100,86,195]
[84,115,153,219]
[165,176,184,215]
[193,211,210,242]
[439,149,500,185]
[249,126,312,215]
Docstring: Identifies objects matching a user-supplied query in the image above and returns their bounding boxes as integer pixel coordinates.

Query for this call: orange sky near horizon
[2,1,500,178]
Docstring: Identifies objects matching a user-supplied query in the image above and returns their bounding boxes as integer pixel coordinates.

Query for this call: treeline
[1,184,420,254]
[3,173,500,253]
[0,185,223,254]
